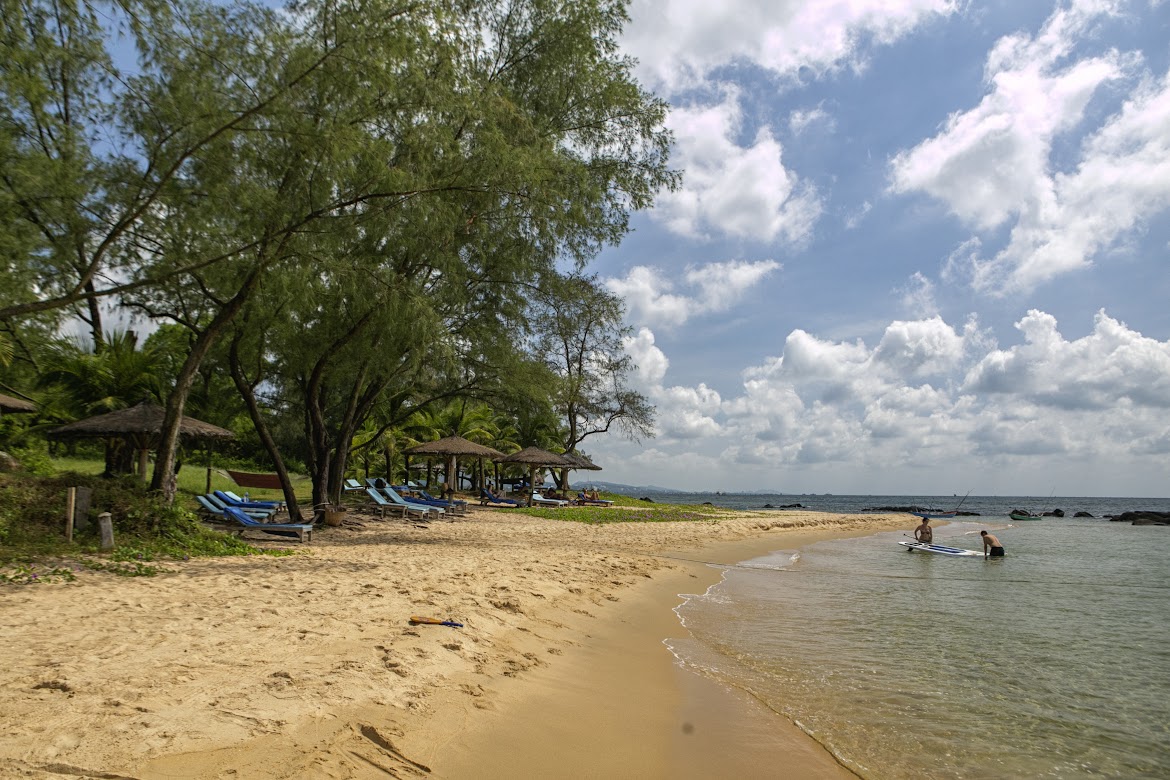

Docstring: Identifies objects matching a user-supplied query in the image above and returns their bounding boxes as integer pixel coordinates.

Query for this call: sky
[580,0,1170,496]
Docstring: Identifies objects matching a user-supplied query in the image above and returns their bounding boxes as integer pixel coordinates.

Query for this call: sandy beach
[0,504,908,779]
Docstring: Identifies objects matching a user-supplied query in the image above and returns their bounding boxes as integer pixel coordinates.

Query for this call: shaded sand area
[0,505,908,779]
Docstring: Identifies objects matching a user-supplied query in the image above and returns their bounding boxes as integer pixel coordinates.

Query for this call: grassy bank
[0,462,294,580]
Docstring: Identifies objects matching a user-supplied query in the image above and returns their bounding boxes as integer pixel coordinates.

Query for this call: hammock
[226,469,283,490]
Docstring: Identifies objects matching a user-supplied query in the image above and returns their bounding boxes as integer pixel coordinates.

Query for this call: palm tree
[38,330,165,473]
[39,331,163,415]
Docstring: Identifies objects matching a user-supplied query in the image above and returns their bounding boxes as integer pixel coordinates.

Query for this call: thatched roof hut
[0,393,36,414]
[496,447,576,506]
[559,451,602,471]
[403,435,505,493]
[405,435,503,459]
[555,451,602,491]
[49,401,234,480]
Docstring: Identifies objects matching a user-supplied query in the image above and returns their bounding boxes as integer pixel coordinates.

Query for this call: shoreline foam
[0,505,909,778]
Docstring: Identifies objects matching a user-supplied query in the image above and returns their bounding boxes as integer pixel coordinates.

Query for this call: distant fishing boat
[911,511,957,520]
[910,490,970,520]
[1010,490,1056,522]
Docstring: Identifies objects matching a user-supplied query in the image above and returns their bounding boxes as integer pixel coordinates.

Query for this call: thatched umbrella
[496,446,576,506]
[49,400,234,482]
[403,435,504,494]
[557,451,602,492]
[0,393,36,415]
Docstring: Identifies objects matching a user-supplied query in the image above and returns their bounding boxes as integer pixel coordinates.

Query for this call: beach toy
[409,615,464,628]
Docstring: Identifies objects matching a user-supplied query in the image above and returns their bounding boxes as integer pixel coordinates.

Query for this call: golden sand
[0,504,909,779]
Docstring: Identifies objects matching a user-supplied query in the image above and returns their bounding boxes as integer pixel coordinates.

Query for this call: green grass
[515,494,725,524]
[0,459,299,576]
[50,455,313,506]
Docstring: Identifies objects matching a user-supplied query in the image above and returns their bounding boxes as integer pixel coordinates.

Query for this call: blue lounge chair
[221,489,283,510]
[220,505,313,543]
[201,493,275,519]
[215,490,283,514]
[407,488,467,515]
[364,487,435,519]
[480,488,519,507]
[343,478,364,492]
[366,481,444,517]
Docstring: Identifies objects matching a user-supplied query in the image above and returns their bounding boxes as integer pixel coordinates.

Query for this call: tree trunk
[85,280,105,353]
[228,334,303,521]
[151,267,263,501]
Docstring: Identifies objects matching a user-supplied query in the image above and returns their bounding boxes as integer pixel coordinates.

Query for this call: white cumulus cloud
[890,1,1170,294]
[655,92,821,243]
[599,309,1170,489]
[606,259,781,329]
[623,0,957,93]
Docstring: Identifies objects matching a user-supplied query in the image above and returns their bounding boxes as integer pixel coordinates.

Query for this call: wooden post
[98,512,115,551]
[137,446,150,482]
[73,486,93,533]
[64,487,77,542]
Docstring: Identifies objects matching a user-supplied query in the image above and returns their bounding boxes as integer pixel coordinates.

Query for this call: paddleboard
[899,541,983,557]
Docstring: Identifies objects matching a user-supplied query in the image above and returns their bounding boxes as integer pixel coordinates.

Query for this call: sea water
[662,498,1170,779]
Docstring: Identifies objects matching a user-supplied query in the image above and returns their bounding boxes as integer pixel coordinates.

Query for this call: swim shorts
[989,546,1005,557]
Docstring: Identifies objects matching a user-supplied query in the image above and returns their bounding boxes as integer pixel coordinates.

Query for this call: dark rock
[1110,511,1170,526]
[702,501,714,506]
[1073,511,1094,518]
[639,497,654,503]
[763,504,774,508]
[1043,509,1065,517]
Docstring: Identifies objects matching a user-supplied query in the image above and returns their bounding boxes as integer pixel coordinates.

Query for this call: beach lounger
[531,492,569,507]
[364,486,435,519]
[221,489,283,510]
[215,490,283,514]
[343,478,364,492]
[220,506,314,543]
[416,489,468,515]
[576,493,614,506]
[480,488,519,506]
[366,481,445,517]
[201,493,275,519]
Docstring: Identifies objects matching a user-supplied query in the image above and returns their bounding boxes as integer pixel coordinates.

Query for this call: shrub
[0,472,284,564]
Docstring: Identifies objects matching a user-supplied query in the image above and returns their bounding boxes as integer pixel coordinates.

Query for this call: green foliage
[8,439,54,476]
[529,273,654,453]
[0,470,288,567]
[37,330,164,417]
[0,563,77,584]
[3,0,675,507]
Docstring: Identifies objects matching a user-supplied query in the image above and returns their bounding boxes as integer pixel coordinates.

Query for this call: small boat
[1009,511,1043,521]
[899,541,983,557]
[911,511,957,520]
[909,490,970,521]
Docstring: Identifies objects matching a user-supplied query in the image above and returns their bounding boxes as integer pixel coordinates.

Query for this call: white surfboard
[899,540,983,557]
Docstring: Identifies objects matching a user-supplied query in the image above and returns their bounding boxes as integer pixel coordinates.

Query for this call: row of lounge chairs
[360,480,470,519]
[195,491,313,543]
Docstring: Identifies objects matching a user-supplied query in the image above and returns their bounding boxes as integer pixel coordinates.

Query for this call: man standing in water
[914,517,933,544]
[981,530,1005,558]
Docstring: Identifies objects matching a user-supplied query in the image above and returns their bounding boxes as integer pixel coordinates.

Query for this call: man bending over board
[914,518,933,544]
[981,531,1005,558]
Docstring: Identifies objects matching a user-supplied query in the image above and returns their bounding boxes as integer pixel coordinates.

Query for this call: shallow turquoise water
[671,517,1170,778]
